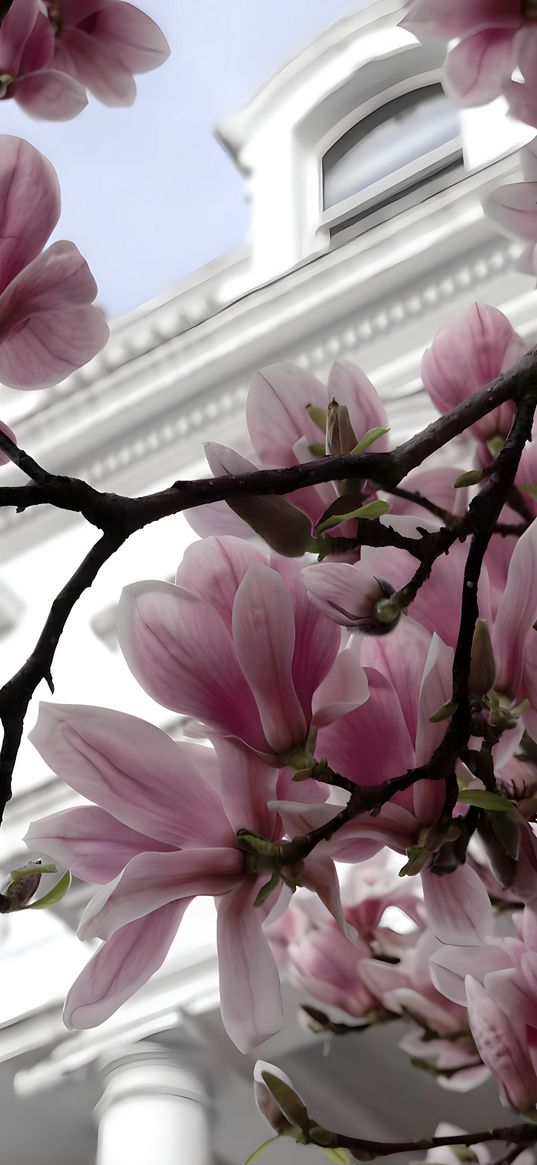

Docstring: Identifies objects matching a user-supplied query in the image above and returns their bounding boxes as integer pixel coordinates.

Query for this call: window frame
[319,73,463,233]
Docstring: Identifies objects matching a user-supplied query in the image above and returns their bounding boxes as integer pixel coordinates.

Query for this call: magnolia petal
[247,362,327,466]
[361,617,431,744]
[414,635,454,822]
[421,304,522,442]
[0,135,59,287]
[0,240,108,388]
[75,0,170,75]
[486,967,536,1025]
[25,805,172,884]
[79,848,243,941]
[29,702,233,848]
[493,519,537,694]
[53,23,137,105]
[300,854,350,936]
[203,445,312,557]
[0,0,47,74]
[216,878,284,1051]
[465,975,537,1111]
[430,943,512,1004]
[389,467,468,521]
[302,561,383,628]
[421,865,494,946]
[212,736,279,839]
[64,900,187,1029]
[312,647,369,727]
[186,497,256,542]
[232,563,307,754]
[402,0,522,37]
[444,31,516,105]
[118,580,265,750]
[316,668,415,789]
[13,68,88,119]
[272,554,340,719]
[176,534,263,632]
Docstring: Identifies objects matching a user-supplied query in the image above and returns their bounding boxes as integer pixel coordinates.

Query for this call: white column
[95,1042,212,1165]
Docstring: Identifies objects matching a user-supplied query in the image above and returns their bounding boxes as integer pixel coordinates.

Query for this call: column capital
[95,1041,212,1165]
[95,1040,207,1121]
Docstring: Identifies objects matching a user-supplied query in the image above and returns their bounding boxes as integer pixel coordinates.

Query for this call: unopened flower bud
[205,442,315,556]
[469,619,496,698]
[0,860,55,912]
[254,1062,310,1136]
[303,562,398,634]
[326,398,358,458]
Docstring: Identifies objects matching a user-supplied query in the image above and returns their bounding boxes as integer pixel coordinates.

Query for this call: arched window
[322,83,462,238]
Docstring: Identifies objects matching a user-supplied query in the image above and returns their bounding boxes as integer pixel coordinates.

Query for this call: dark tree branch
[0,530,125,813]
[0,346,536,528]
[314,1122,537,1160]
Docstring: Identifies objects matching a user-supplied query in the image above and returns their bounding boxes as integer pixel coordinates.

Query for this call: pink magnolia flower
[117,535,368,764]
[403,1,534,120]
[188,359,390,549]
[27,703,348,1050]
[47,0,170,108]
[0,0,87,119]
[0,135,108,387]
[421,303,524,446]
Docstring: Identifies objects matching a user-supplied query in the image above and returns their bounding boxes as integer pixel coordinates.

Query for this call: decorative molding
[0,234,521,553]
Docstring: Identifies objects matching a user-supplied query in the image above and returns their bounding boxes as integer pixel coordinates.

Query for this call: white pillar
[95,1042,212,1165]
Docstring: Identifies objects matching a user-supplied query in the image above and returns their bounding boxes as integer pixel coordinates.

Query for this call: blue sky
[0,0,363,316]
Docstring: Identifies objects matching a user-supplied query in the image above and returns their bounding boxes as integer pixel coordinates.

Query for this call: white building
[0,2,533,1160]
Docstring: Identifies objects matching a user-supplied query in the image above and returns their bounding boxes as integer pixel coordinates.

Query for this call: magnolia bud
[205,443,315,556]
[326,399,357,458]
[469,619,496,698]
[0,861,52,912]
[303,562,398,634]
[254,1062,309,1136]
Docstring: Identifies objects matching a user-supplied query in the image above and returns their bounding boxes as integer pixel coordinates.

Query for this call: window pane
[323,87,461,209]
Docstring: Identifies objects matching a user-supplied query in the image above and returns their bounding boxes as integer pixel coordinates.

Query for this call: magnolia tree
[3,0,537,1161]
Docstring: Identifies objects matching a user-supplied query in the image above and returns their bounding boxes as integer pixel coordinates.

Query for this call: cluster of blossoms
[21,298,537,1124]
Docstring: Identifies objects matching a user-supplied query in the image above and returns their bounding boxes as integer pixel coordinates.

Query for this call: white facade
[0,3,534,1160]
